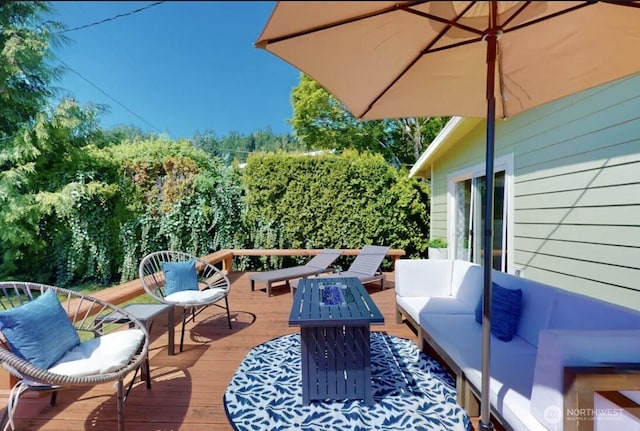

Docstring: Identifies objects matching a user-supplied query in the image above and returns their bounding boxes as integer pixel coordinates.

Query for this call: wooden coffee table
[289,277,384,405]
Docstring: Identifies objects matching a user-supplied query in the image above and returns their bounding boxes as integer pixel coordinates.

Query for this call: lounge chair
[291,245,390,291]
[250,249,343,296]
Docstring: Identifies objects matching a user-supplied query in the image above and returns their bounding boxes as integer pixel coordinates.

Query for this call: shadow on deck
[3,271,428,431]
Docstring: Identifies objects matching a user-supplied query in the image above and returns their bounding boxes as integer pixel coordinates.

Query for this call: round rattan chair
[138,251,232,353]
[0,281,149,431]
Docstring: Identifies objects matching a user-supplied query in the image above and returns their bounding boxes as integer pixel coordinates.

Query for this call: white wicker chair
[0,281,149,431]
[138,251,232,353]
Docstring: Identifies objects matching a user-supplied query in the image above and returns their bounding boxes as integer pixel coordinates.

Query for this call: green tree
[0,2,64,144]
[0,99,117,283]
[192,128,302,165]
[290,73,447,167]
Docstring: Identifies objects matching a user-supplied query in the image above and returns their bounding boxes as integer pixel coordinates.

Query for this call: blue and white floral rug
[224,332,471,431]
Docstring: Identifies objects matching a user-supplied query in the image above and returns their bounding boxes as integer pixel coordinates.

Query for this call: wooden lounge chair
[291,245,390,291]
[250,249,343,296]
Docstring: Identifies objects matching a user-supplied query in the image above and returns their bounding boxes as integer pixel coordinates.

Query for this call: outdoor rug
[224,332,472,431]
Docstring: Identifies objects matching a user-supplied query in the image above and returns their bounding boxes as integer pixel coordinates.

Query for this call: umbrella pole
[479,3,498,430]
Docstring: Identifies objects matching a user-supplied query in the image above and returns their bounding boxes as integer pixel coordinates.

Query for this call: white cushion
[493,270,558,347]
[450,261,483,309]
[48,329,144,377]
[464,351,544,431]
[419,297,476,316]
[549,290,640,330]
[165,288,226,305]
[530,329,640,431]
[396,296,430,324]
[395,259,453,297]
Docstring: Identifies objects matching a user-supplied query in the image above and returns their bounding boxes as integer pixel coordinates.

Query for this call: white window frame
[446,153,515,274]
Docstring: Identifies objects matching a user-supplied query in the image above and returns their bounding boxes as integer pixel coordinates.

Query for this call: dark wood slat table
[289,277,384,405]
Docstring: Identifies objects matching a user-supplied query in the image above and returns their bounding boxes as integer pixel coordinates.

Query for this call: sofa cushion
[548,290,640,331]
[492,270,557,347]
[451,261,483,309]
[475,283,523,342]
[395,259,453,298]
[530,329,640,431]
[464,350,544,431]
[397,296,431,325]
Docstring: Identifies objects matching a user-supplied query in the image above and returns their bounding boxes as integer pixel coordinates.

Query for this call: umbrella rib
[501,2,595,35]
[255,1,420,48]
[402,6,484,36]
[499,1,532,28]
[360,2,477,119]
[600,0,640,8]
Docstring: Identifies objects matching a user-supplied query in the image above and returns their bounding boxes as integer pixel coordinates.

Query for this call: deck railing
[0,248,404,390]
[90,248,406,307]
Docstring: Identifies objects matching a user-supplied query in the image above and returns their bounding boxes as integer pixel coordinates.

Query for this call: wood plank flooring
[2,271,500,430]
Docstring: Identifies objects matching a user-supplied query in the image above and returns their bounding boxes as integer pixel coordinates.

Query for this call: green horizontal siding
[429,73,640,310]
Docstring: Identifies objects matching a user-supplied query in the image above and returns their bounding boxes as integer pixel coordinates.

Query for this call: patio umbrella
[254,1,640,428]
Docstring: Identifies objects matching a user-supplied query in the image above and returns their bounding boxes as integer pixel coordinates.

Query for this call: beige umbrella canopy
[255,1,640,429]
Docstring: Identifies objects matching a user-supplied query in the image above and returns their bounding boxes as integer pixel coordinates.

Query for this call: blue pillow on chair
[474,282,522,342]
[163,260,199,296]
[0,289,81,369]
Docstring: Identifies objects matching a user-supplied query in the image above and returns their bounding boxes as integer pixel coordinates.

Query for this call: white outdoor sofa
[395,259,640,431]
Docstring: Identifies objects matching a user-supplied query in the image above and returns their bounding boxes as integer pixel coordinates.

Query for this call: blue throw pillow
[163,260,199,296]
[0,289,81,369]
[474,283,523,342]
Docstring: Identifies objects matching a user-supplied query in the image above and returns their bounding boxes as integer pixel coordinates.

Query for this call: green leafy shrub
[428,238,448,248]
[242,150,429,270]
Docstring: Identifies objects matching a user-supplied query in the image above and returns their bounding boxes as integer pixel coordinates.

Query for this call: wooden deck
[2,272,418,430]
[3,271,501,431]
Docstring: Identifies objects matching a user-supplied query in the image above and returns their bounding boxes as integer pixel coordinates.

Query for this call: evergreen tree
[0,2,64,144]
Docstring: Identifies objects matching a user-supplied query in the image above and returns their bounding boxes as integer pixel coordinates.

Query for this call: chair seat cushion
[163,260,199,295]
[48,329,145,377]
[0,289,81,370]
[165,288,226,305]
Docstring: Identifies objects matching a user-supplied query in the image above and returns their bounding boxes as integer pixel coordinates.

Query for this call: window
[448,154,514,272]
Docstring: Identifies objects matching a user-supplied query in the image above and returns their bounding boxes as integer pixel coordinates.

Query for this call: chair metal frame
[138,251,232,352]
[0,281,149,431]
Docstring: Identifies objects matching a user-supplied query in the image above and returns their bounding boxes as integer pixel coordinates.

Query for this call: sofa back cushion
[492,270,557,347]
[549,290,640,330]
[395,259,453,298]
[451,261,483,309]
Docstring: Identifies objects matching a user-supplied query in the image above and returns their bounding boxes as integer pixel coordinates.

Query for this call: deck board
[2,271,428,430]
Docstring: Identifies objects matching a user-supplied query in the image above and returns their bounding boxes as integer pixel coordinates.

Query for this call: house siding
[430,74,640,310]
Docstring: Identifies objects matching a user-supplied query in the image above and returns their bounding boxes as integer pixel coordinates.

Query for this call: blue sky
[46,1,300,139]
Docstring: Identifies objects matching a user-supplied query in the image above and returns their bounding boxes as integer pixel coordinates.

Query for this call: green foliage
[0,100,246,286]
[0,99,114,284]
[428,238,448,249]
[191,128,302,165]
[107,138,246,281]
[0,2,64,143]
[242,151,430,270]
[0,3,438,288]
[290,73,448,167]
